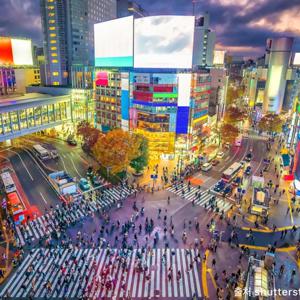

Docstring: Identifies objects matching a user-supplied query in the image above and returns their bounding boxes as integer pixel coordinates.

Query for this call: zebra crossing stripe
[15,226,25,246]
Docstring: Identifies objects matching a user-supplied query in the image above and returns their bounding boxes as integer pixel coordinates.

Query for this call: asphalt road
[8,148,60,213]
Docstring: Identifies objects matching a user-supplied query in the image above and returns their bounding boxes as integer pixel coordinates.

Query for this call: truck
[48,171,78,196]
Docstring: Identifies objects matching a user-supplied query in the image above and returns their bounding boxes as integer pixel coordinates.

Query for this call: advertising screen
[293,53,300,66]
[94,16,134,67]
[213,50,225,65]
[134,16,195,68]
[0,37,33,66]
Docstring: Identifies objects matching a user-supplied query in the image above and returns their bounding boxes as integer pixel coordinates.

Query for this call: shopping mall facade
[94,15,211,161]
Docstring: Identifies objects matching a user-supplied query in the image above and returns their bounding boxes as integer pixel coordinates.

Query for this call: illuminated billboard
[213,50,225,65]
[0,37,33,66]
[134,16,195,68]
[293,53,300,66]
[94,16,134,67]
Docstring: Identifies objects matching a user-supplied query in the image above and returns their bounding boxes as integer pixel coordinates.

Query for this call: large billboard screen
[0,37,33,66]
[134,16,195,69]
[94,16,134,67]
[293,53,300,66]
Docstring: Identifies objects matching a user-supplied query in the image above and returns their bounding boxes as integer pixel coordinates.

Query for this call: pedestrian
[212,258,216,268]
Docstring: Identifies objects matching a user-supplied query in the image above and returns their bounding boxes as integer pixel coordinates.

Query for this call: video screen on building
[94,16,134,67]
[0,37,33,66]
[293,53,300,66]
[134,16,195,69]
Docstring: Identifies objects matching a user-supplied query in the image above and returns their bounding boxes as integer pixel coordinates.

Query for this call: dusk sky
[0,0,299,57]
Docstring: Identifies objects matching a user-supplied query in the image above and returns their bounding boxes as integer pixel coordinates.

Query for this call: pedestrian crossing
[15,186,134,247]
[167,184,232,214]
[0,248,202,299]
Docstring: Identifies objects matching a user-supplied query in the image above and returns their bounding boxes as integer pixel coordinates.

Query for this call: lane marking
[7,149,34,181]
[70,156,82,178]
[39,192,47,204]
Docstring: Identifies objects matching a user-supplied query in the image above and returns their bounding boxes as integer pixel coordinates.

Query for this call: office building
[94,16,211,160]
[264,37,294,113]
[117,0,147,18]
[40,0,116,86]
[192,13,216,67]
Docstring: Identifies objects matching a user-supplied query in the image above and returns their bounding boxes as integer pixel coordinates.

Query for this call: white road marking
[39,192,47,204]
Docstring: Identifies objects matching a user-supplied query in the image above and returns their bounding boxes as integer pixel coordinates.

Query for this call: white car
[201,163,212,171]
[217,151,225,159]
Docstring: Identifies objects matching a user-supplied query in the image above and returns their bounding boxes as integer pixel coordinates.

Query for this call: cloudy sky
[0,0,299,57]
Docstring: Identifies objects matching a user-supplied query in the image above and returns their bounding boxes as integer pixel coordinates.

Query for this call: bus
[33,144,50,160]
[0,171,16,194]
[222,162,242,182]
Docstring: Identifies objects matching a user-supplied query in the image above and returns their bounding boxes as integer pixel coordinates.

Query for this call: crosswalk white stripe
[144,251,152,297]
[180,249,190,298]
[95,250,111,298]
[122,249,136,298]
[149,249,156,298]
[132,252,139,298]
[161,249,166,297]
[15,226,25,246]
[155,248,161,297]
[166,248,172,297]
[191,250,202,297]
[171,249,178,297]
[0,249,39,296]
[186,251,196,296]
[176,249,184,297]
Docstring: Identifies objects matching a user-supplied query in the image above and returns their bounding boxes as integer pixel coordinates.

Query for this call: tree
[258,114,284,133]
[77,121,101,152]
[92,129,141,175]
[130,135,148,174]
[219,123,239,144]
[224,105,247,124]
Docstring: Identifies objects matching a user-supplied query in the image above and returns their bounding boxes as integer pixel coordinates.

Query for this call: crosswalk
[15,186,134,247]
[167,184,232,214]
[0,248,202,299]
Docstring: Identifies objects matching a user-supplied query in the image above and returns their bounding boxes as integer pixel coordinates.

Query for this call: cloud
[0,0,42,44]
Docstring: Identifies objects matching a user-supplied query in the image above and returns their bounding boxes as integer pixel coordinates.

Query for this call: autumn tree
[130,135,148,174]
[224,105,247,124]
[258,114,284,133]
[77,121,101,152]
[92,129,141,174]
[219,123,239,144]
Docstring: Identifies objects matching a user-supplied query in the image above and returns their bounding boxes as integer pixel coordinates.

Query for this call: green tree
[130,135,148,174]
[258,114,284,133]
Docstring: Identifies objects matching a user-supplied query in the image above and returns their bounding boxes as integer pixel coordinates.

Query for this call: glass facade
[0,96,71,142]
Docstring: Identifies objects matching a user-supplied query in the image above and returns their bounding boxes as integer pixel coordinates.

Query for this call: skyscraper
[192,13,216,67]
[40,0,116,86]
[264,37,294,113]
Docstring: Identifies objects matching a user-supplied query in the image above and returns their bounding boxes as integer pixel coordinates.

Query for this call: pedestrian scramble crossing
[15,186,134,247]
[167,184,232,213]
[0,247,202,299]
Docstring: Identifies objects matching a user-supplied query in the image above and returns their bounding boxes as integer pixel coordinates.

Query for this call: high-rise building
[117,0,147,18]
[94,15,211,161]
[192,13,216,67]
[40,0,116,86]
[264,37,294,113]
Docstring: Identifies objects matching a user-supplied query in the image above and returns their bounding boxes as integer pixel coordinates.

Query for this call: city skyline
[0,0,299,57]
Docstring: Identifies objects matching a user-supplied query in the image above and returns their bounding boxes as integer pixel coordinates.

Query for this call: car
[79,178,90,191]
[223,185,233,196]
[211,159,220,166]
[67,139,77,146]
[245,153,252,162]
[217,151,225,159]
[244,166,252,175]
[232,176,241,186]
[201,162,212,171]
[214,180,226,192]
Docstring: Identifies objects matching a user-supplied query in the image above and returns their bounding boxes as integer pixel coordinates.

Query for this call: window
[50,33,56,37]
[51,59,58,63]
[48,6,54,10]
[49,26,56,30]
[50,46,57,50]
[53,82,60,85]
[52,72,59,76]
[50,40,57,44]
[51,53,58,57]
[48,13,55,17]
